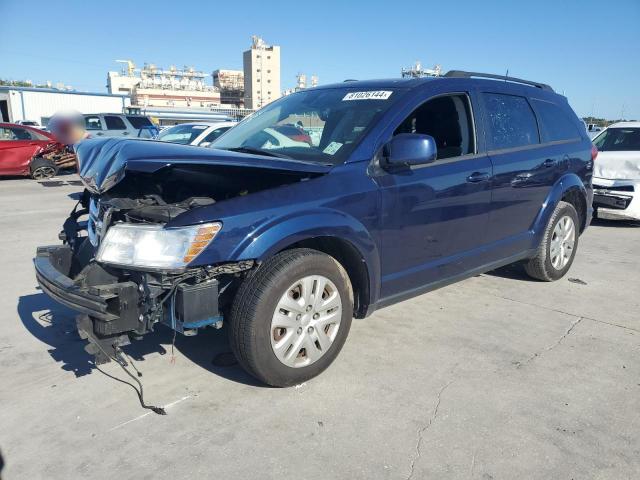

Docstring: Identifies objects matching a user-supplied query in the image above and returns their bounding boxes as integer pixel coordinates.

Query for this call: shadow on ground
[17,291,263,386]
[590,218,640,228]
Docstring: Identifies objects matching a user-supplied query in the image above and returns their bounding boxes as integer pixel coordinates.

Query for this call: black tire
[30,157,58,180]
[524,201,580,281]
[229,248,353,387]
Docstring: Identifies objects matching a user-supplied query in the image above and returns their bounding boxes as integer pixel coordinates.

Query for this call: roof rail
[444,70,554,92]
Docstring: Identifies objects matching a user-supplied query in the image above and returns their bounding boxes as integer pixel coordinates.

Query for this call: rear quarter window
[531,99,582,142]
[126,116,153,129]
[483,93,539,150]
[104,115,127,130]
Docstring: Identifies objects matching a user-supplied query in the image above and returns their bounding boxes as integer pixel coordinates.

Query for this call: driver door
[376,91,493,301]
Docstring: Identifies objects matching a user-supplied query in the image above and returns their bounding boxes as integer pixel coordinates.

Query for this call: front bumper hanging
[35,245,141,336]
[34,244,231,364]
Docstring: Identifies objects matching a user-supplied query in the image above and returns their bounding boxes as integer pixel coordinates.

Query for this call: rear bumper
[593,178,640,221]
[34,245,141,335]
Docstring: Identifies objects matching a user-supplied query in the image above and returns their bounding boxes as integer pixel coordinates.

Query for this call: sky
[1,0,639,119]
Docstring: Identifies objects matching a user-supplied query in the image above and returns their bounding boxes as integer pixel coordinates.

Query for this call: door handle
[122,131,130,135]
[466,171,490,183]
[543,158,556,168]
[96,132,104,136]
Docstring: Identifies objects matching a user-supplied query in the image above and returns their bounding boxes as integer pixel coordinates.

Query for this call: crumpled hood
[593,150,640,181]
[76,137,331,194]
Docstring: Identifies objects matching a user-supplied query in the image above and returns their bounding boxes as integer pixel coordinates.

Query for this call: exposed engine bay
[37,152,325,366]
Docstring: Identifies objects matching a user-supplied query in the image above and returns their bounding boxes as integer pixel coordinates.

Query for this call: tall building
[243,36,281,110]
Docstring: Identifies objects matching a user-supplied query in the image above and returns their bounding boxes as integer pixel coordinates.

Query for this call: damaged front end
[35,204,253,364]
[34,137,328,364]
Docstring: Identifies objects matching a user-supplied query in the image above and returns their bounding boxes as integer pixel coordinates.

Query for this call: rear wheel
[229,249,353,387]
[524,201,579,281]
[30,157,58,180]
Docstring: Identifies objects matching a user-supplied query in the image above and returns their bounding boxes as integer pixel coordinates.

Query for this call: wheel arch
[282,236,371,319]
[532,173,589,244]
[230,210,380,318]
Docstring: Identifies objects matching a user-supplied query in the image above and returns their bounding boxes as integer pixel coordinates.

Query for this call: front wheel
[524,201,580,281]
[229,249,353,387]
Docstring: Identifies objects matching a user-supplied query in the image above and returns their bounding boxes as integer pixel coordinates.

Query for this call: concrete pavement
[0,175,638,479]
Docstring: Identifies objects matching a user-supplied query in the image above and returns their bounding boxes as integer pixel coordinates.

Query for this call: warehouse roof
[0,85,128,98]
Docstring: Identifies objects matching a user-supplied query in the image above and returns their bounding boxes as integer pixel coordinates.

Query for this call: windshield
[157,124,209,144]
[593,128,640,151]
[211,87,400,164]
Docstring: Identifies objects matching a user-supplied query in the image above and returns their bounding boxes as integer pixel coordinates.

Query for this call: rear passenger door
[481,90,563,255]
[103,115,129,137]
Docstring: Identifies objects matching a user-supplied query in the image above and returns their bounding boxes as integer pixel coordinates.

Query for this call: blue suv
[35,71,595,387]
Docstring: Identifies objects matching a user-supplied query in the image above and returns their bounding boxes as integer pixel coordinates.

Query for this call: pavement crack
[489,293,639,333]
[518,317,584,367]
[406,379,454,480]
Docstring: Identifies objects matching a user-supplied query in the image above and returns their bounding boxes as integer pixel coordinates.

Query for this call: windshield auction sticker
[323,141,343,155]
[342,91,392,101]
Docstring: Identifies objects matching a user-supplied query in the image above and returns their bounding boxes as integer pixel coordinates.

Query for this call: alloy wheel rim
[33,167,55,180]
[550,215,575,270]
[270,275,342,368]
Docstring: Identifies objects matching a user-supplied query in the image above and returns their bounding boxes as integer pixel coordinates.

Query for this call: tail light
[591,144,598,161]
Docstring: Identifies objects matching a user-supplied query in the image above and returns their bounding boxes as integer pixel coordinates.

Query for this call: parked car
[14,119,44,129]
[0,122,62,179]
[586,123,604,140]
[591,121,640,220]
[156,121,236,147]
[83,113,159,139]
[35,71,594,387]
[229,126,313,152]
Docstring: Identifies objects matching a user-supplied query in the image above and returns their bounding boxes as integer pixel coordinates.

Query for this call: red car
[0,123,63,179]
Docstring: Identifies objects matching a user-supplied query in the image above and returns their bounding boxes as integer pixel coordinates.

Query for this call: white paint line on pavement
[108,395,192,432]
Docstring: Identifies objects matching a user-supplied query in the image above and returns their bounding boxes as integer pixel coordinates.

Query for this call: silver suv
[83,113,158,139]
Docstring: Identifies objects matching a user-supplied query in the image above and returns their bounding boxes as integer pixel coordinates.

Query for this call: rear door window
[531,99,581,142]
[104,115,127,130]
[85,116,103,130]
[593,128,640,151]
[483,93,539,150]
[7,127,34,140]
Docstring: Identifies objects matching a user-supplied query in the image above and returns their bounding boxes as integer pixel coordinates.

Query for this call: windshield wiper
[224,147,292,159]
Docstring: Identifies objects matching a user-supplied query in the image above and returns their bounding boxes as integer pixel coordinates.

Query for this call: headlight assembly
[96,222,221,270]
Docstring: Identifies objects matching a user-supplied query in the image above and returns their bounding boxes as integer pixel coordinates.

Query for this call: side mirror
[383,133,437,168]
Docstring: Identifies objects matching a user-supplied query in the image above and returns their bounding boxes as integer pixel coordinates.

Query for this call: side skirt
[373,250,534,311]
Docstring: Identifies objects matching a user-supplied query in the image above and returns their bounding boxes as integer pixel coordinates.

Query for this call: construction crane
[115,60,137,77]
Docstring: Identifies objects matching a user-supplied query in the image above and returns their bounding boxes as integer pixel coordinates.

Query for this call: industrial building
[243,36,281,109]
[0,86,130,125]
[282,73,319,96]
[107,61,221,108]
[213,69,244,107]
[1,36,286,127]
